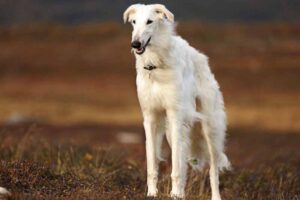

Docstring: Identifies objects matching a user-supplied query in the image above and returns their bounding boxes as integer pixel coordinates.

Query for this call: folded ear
[153,4,174,23]
[123,5,138,23]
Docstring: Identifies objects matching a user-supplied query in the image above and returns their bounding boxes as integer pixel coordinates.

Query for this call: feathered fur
[124,4,230,200]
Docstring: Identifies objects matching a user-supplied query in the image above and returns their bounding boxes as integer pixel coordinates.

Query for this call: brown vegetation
[0,124,299,199]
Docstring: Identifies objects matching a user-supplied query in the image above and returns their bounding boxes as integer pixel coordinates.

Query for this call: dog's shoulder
[171,35,190,49]
[169,35,208,65]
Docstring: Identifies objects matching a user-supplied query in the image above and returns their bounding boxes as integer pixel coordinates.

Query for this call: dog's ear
[153,4,174,23]
[123,5,138,23]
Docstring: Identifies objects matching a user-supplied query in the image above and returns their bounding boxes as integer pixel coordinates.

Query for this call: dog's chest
[136,69,176,111]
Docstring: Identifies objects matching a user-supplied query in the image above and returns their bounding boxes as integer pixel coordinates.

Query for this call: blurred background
[0,0,299,131]
[0,1,300,199]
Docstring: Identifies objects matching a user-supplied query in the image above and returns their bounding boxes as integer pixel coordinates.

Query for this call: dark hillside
[0,0,299,25]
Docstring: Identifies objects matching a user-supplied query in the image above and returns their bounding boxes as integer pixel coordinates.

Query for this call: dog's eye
[132,20,136,24]
[146,20,153,25]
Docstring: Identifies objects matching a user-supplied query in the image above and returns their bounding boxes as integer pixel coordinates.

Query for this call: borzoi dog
[123,4,230,200]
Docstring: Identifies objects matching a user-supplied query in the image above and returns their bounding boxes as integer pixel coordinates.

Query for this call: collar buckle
[144,64,157,71]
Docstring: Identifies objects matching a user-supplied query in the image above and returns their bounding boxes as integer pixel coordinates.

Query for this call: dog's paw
[170,189,185,199]
[211,193,222,200]
[211,196,221,200]
[147,188,158,197]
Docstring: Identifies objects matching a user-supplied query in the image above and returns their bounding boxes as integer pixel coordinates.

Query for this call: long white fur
[123,4,230,200]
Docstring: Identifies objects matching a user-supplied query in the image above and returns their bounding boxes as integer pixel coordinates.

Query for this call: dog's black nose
[131,41,141,49]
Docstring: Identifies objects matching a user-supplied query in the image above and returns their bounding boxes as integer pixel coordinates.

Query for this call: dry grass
[0,124,299,199]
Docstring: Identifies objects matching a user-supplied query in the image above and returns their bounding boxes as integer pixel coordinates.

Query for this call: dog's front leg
[168,110,188,198]
[144,115,159,197]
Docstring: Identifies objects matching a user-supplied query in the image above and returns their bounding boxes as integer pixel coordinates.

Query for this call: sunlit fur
[124,4,230,200]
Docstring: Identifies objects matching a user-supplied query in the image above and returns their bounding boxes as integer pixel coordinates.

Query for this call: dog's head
[123,4,174,55]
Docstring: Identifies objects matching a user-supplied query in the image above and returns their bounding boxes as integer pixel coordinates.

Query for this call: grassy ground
[0,124,299,199]
[0,23,299,199]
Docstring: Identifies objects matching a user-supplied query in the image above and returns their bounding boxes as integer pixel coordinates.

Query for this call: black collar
[144,64,157,71]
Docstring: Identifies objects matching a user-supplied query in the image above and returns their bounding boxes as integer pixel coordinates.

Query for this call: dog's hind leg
[194,55,230,200]
[199,88,230,200]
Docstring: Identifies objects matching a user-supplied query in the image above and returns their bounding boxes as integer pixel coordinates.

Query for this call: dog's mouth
[135,37,151,55]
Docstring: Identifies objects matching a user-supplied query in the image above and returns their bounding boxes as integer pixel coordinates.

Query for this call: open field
[0,23,299,131]
[0,23,299,199]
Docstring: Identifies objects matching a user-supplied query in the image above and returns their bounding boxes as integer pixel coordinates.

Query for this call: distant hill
[0,0,299,25]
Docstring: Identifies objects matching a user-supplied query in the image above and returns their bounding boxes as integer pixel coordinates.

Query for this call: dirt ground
[0,23,299,199]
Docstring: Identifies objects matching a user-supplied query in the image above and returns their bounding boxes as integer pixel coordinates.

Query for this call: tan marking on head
[123,4,138,23]
[152,4,174,23]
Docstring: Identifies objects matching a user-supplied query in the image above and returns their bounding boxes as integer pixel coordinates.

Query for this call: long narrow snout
[131,37,151,55]
[131,41,142,49]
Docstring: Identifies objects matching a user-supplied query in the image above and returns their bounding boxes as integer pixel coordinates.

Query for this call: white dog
[123,4,230,200]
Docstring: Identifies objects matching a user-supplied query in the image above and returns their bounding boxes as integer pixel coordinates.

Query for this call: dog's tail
[194,53,231,171]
